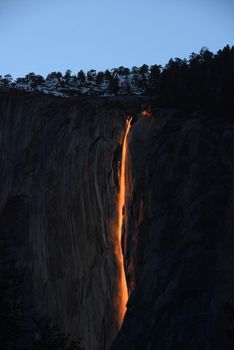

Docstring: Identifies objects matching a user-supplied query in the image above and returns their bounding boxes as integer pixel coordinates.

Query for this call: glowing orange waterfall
[115,116,132,328]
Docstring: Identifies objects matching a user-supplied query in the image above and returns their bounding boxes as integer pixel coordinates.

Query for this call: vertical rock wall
[113,110,234,350]
[0,91,131,350]
[2,91,233,350]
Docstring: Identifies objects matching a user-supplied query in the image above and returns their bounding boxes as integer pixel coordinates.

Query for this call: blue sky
[0,0,233,78]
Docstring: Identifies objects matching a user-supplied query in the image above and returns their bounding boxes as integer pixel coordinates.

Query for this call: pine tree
[77,70,86,84]
[64,70,72,84]
[108,75,119,95]
[87,70,96,83]
[96,72,104,85]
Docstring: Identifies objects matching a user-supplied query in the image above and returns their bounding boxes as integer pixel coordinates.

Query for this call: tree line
[0,64,156,96]
[156,45,234,118]
[0,45,233,116]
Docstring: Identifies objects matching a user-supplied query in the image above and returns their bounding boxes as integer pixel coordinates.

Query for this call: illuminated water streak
[115,116,132,327]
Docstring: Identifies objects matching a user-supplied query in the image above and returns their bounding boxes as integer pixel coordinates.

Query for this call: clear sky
[0,0,233,78]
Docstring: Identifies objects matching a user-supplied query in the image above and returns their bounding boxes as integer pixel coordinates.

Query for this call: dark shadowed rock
[113,111,234,350]
[0,91,150,350]
[0,90,234,350]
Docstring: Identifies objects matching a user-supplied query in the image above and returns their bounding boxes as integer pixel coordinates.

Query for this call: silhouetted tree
[24,73,45,87]
[46,72,63,81]
[87,70,96,83]
[147,64,161,94]
[0,74,13,86]
[64,70,72,84]
[96,71,105,85]
[140,64,149,76]
[108,75,119,95]
[77,70,86,83]
[104,69,112,81]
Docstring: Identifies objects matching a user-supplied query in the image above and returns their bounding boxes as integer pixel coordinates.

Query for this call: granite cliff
[114,109,234,350]
[0,90,233,350]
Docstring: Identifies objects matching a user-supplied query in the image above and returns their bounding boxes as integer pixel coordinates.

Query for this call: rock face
[0,91,147,350]
[114,110,234,350]
[1,90,234,350]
